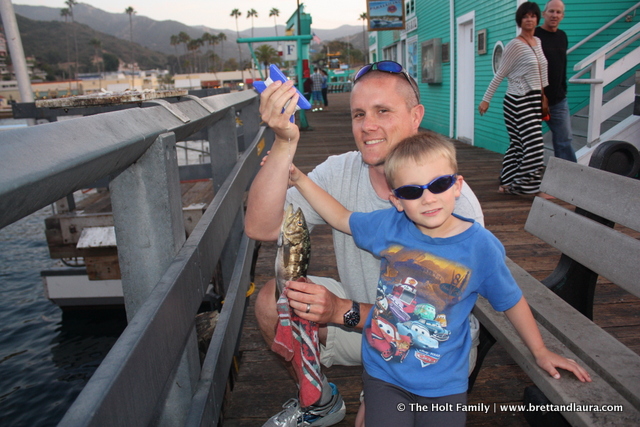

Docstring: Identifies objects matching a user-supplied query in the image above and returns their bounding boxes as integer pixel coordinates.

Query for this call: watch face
[344,302,360,328]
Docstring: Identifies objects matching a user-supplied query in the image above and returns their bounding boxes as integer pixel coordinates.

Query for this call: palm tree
[178,31,191,72]
[359,12,368,63]
[89,38,103,89]
[254,44,281,78]
[170,34,182,73]
[217,32,227,71]
[125,6,137,88]
[60,8,72,82]
[230,9,244,82]
[89,38,102,71]
[230,9,241,38]
[65,0,79,83]
[203,33,220,72]
[187,38,204,73]
[269,8,280,37]
[247,9,258,38]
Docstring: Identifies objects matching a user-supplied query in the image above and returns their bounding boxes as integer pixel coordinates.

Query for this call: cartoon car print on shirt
[396,320,440,349]
[387,277,419,322]
[365,317,411,362]
[422,319,451,342]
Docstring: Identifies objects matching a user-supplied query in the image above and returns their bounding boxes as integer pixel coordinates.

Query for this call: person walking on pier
[311,67,325,111]
[479,2,549,196]
[245,60,484,426]
[535,0,577,162]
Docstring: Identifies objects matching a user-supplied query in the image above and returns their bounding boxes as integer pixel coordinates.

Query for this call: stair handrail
[568,18,640,146]
[568,2,640,54]
[571,22,640,74]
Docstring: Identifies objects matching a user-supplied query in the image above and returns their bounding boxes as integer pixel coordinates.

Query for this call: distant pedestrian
[535,0,577,162]
[321,69,329,108]
[303,73,313,102]
[311,68,324,111]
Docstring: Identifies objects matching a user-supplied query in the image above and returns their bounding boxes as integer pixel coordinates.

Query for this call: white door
[456,13,475,144]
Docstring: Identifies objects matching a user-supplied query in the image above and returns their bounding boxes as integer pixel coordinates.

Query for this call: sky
[15,1,368,31]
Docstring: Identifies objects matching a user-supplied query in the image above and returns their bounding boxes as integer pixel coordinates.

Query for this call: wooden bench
[470,141,640,426]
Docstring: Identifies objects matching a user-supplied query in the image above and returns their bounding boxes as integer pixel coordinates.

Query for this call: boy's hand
[534,347,592,383]
[288,165,303,186]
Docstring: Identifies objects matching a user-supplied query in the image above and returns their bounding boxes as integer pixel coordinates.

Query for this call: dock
[223,92,640,426]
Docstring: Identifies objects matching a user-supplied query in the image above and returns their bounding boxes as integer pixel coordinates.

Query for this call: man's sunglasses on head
[354,61,420,103]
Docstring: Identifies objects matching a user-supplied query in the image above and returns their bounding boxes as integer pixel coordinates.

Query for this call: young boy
[289,132,591,426]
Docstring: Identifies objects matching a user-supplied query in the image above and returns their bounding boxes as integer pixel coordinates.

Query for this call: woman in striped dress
[478,2,549,196]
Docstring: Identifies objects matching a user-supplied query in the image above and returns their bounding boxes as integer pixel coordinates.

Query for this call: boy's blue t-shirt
[350,208,522,397]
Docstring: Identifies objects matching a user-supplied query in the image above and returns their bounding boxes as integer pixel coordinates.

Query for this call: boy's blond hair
[384,131,458,190]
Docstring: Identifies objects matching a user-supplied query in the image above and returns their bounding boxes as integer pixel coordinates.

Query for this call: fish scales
[275,204,310,298]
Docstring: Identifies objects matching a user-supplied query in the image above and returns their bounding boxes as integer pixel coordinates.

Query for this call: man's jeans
[547,98,577,162]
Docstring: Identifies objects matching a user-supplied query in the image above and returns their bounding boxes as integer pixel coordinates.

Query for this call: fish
[275,204,310,299]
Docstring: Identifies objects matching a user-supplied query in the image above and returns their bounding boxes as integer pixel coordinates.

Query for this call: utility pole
[0,0,35,125]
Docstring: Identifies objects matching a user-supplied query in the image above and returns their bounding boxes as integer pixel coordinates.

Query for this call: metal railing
[0,89,272,426]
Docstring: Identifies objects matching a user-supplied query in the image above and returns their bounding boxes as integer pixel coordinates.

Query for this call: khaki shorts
[309,276,364,367]
[309,276,480,374]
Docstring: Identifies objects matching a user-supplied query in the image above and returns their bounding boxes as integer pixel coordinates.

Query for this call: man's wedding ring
[305,303,311,314]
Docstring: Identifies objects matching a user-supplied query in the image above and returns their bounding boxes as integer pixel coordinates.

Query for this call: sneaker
[262,383,346,427]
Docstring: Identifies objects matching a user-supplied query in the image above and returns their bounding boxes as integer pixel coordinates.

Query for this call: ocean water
[0,207,127,426]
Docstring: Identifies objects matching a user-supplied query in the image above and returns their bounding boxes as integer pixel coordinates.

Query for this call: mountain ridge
[13,4,363,57]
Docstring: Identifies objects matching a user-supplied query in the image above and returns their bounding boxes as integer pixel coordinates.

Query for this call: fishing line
[287,136,293,188]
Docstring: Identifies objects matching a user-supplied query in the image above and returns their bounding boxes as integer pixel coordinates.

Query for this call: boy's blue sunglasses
[354,61,420,102]
[393,174,458,200]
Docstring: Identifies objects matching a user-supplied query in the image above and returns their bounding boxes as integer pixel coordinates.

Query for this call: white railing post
[587,57,606,145]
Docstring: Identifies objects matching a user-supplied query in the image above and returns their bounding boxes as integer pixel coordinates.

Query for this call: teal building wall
[370,0,638,155]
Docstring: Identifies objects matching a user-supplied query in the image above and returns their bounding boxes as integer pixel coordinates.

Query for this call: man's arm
[245,80,302,241]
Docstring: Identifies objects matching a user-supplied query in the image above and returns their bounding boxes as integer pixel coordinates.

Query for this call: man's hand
[259,80,301,144]
[284,279,351,325]
[245,81,303,242]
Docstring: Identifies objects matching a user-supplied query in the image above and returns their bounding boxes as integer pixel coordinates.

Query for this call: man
[310,67,325,111]
[535,0,577,162]
[245,61,484,426]
[321,69,329,109]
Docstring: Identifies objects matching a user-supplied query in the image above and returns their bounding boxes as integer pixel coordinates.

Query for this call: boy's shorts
[362,369,467,426]
[309,276,480,373]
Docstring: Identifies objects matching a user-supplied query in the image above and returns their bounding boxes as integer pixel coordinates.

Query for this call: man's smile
[365,139,385,145]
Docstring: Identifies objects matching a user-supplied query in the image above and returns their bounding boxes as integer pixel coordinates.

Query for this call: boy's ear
[454,175,464,198]
[390,193,405,212]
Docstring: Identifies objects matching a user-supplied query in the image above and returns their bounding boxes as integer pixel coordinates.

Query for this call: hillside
[13,3,363,58]
[15,14,168,73]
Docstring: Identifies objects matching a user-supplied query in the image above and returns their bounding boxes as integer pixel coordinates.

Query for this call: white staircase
[561,9,640,165]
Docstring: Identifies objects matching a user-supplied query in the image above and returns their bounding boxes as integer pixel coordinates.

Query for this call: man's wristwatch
[343,301,360,328]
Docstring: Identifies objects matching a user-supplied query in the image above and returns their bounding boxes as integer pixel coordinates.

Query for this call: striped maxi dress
[481,37,548,194]
[501,90,545,193]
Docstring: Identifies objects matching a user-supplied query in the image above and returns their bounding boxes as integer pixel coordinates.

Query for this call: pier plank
[225,92,639,426]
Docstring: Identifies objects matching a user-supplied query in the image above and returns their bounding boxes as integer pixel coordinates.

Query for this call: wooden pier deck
[224,92,640,426]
